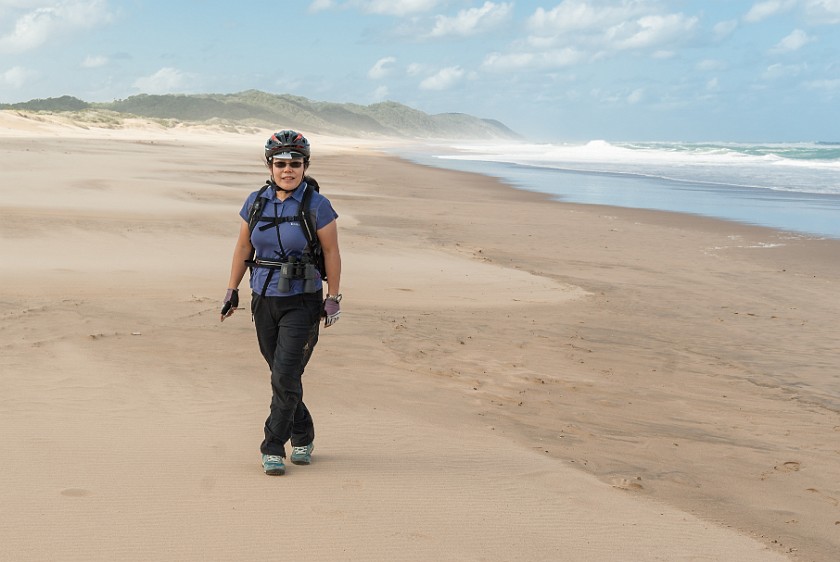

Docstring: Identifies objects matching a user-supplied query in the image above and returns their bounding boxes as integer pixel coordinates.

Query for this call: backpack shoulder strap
[299,183,318,249]
[299,182,327,281]
[304,175,320,193]
[248,182,271,235]
[246,183,271,269]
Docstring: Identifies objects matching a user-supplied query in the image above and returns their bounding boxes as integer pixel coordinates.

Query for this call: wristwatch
[326,294,342,303]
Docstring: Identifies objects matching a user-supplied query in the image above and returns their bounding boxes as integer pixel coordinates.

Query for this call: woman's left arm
[317,220,341,297]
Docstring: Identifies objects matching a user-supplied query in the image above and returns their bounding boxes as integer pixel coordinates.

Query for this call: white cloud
[713,19,738,41]
[802,0,840,24]
[762,62,807,80]
[697,59,726,71]
[427,1,512,38]
[705,78,720,92]
[627,88,644,104]
[0,0,112,54]
[805,78,840,93]
[482,47,584,71]
[482,51,535,71]
[1,65,36,88]
[372,85,389,100]
[303,0,440,15]
[419,66,463,90]
[132,67,189,94]
[368,56,396,79]
[528,0,649,34]
[591,87,623,104]
[526,2,697,55]
[651,50,674,59]
[491,1,703,72]
[743,0,796,23]
[81,54,108,68]
[406,62,427,76]
[545,49,587,67]
[744,0,840,25]
[608,14,699,51]
[309,0,334,12]
[771,29,815,53]
[350,0,441,16]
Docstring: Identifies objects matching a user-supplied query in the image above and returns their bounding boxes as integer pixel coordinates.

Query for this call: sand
[2,111,839,561]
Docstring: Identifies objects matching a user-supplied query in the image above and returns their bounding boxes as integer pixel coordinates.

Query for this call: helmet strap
[267,178,298,194]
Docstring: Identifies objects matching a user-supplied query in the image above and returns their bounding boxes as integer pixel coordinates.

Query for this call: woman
[220,130,342,476]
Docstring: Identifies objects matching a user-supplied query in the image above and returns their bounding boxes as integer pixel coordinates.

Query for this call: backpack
[246,176,326,281]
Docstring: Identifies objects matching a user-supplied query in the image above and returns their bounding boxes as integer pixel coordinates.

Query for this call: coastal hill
[0,90,518,139]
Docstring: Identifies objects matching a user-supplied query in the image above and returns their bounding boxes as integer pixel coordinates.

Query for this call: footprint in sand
[60,488,92,497]
[806,488,840,507]
[610,477,644,491]
[774,461,801,472]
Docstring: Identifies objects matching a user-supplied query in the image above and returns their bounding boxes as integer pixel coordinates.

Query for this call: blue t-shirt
[239,182,338,297]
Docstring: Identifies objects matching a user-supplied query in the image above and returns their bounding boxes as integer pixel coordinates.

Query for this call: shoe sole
[290,458,310,466]
[264,467,285,475]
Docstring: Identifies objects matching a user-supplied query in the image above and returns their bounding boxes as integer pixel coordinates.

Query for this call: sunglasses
[272,160,304,169]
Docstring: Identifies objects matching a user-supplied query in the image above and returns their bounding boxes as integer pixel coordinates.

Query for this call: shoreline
[390,147,840,241]
[3,126,839,560]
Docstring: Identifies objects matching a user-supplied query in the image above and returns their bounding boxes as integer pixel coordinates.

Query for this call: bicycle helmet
[265,130,311,163]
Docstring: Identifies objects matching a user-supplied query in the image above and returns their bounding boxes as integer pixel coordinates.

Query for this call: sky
[1,0,839,142]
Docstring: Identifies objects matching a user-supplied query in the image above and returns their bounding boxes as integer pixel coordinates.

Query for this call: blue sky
[1,1,838,142]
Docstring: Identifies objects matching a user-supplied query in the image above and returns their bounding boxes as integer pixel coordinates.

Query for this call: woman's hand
[324,294,341,327]
[220,288,239,321]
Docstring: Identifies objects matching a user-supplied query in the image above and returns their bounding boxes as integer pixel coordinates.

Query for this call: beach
[2,113,839,561]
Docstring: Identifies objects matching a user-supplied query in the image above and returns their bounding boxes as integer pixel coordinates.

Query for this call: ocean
[395,140,840,240]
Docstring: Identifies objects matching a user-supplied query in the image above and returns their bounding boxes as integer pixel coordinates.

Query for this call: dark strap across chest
[256,214,303,231]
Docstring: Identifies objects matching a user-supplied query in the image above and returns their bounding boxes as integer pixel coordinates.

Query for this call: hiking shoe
[262,454,285,475]
[290,442,314,465]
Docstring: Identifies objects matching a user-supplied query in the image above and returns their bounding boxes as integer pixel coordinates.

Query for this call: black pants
[252,291,322,457]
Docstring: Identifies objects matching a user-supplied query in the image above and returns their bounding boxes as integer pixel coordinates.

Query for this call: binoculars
[277,256,319,293]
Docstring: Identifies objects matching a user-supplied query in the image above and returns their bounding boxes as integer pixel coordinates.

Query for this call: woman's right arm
[221,220,253,320]
[227,219,253,289]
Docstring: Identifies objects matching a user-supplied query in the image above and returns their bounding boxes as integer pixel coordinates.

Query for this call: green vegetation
[0,90,518,139]
[1,95,89,112]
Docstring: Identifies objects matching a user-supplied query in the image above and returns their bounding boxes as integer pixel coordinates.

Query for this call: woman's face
[270,157,306,191]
